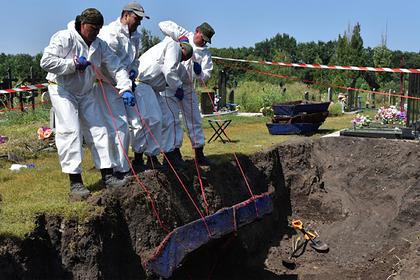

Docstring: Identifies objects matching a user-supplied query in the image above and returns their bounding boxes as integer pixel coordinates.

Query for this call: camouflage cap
[79,8,104,26]
[197,22,215,44]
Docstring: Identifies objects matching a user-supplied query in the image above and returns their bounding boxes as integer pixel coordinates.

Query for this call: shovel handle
[292,219,317,240]
[292,219,303,230]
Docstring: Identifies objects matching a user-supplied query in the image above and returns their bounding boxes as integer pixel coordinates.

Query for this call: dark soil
[0,137,419,280]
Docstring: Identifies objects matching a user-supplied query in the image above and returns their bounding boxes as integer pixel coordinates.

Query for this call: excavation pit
[0,137,419,279]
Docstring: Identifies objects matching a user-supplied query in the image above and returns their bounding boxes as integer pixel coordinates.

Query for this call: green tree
[139,28,161,55]
[317,40,337,64]
[11,54,34,85]
[32,53,46,83]
[373,44,393,87]
[254,33,297,61]
[296,41,319,64]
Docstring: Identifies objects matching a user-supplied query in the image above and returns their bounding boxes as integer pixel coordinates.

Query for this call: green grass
[0,108,52,159]
[0,148,105,237]
[0,108,50,126]
[232,81,321,112]
[0,110,354,238]
[197,81,322,113]
[199,113,354,155]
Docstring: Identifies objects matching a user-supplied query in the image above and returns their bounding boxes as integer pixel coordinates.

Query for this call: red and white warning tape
[0,83,48,94]
[213,56,420,74]
[0,57,417,95]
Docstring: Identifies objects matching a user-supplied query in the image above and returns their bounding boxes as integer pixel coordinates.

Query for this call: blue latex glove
[175,87,184,101]
[122,91,136,106]
[129,69,137,81]
[74,56,91,71]
[193,62,202,75]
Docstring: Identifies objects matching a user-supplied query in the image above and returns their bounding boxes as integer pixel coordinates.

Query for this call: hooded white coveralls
[40,21,132,174]
[158,21,213,149]
[159,64,191,153]
[130,36,184,156]
[88,18,141,173]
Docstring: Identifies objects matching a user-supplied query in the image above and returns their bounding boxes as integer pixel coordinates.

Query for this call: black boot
[132,152,147,173]
[146,155,163,170]
[133,152,144,165]
[194,146,211,166]
[174,148,183,161]
[114,170,133,180]
[163,150,186,170]
[69,174,90,200]
[100,168,127,188]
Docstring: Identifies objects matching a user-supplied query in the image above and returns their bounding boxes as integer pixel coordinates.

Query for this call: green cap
[180,42,193,61]
[79,8,104,26]
[197,22,215,44]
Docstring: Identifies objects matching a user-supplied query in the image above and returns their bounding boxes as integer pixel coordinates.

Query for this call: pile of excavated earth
[0,137,419,279]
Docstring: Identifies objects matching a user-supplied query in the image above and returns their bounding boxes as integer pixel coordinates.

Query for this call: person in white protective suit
[158,21,215,165]
[129,36,193,170]
[40,8,136,200]
[159,62,192,169]
[87,2,149,179]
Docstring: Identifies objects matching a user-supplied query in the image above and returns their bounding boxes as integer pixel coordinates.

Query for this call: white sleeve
[40,31,76,75]
[178,64,193,92]
[101,26,140,75]
[158,20,189,42]
[197,51,213,82]
[130,41,140,73]
[162,41,183,90]
[101,41,132,94]
[99,26,119,53]
[131,53,140,73]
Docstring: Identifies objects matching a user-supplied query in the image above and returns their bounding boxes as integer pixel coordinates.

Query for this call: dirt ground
[172,137,420,280]
[0,136,419,279]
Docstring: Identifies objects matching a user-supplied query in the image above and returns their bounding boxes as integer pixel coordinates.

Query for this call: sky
[1,0,420,56]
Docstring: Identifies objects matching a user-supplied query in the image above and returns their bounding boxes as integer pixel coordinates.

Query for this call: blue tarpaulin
[146,191,273,278]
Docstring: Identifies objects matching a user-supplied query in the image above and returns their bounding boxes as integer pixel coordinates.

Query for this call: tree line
[209,23,420,95]
[2,23,420,94]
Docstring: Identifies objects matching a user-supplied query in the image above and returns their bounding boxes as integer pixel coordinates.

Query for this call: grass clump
[0,108,53,161]
[0,108,50,126]
[235,81,288,112]
[0,154,94,237]
[228,81,321,113]
[328,102,344,117]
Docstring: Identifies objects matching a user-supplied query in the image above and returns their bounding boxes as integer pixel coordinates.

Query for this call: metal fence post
[372,88,376,108]
[327,87,333,102]
[7,68,14,109]
[30,66,35,111]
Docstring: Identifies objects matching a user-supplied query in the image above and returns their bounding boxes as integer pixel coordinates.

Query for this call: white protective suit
[129,36,183,156]
[88,18,141,173]
[159,64,191,153]
[40,21,132,174]
[158,20,213,149]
